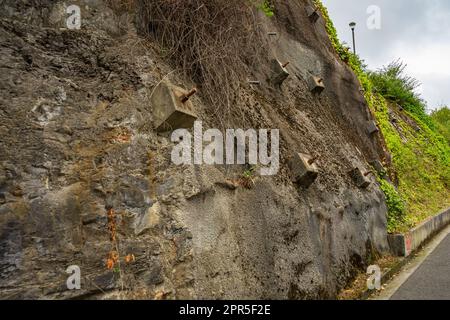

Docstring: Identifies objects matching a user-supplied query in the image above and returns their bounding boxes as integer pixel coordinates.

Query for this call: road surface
[390,233,450,300]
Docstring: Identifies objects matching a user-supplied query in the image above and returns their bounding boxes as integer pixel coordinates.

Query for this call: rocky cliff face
[0,0,389,299]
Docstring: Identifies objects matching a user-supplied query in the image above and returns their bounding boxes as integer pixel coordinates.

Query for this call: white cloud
[391,42,450,77]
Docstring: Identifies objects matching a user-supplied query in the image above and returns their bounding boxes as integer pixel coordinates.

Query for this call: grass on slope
[315,0,450,233]
[431,107,450,145]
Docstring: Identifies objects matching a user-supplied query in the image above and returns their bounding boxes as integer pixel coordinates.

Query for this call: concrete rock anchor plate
[348,167,371,189]
[270,59,290,87]
[306,6,320,23]
[307,75,325,95]
[290,153,319,188]
[151,81,197,132]
[367,120,379,135]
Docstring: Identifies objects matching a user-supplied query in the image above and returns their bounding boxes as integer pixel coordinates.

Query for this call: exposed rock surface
[0,0,389,299]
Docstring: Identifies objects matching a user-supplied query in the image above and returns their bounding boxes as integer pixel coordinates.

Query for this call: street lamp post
[349,22,356,55]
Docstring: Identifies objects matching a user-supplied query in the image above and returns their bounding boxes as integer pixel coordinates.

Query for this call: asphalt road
[391,233,450,300]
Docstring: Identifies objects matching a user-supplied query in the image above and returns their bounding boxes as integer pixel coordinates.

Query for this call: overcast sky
[322,0,450,111]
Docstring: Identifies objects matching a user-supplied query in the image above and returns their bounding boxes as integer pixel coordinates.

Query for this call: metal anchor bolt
[181,88,197,103]
[364,171,374,177]
[308,156,319,165]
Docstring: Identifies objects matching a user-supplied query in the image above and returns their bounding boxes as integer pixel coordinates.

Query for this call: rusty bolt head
[364,171,374,177]
[181,88,197,103]
[308,156,319,165]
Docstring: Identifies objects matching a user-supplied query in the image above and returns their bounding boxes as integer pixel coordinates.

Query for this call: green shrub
[368,60,434,128]
[378,179,406,233]
[431,106,450,145]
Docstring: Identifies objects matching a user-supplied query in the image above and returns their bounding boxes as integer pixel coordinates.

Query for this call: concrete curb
[388,207,450,257]
[358,207,450,300]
